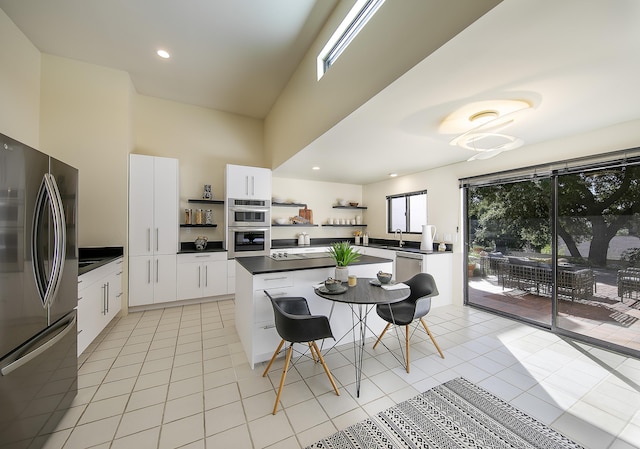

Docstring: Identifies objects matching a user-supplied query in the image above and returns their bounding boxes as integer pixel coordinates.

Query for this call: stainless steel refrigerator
[0,133,78,448]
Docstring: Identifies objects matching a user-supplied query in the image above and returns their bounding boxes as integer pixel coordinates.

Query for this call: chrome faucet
[394,228,404,247]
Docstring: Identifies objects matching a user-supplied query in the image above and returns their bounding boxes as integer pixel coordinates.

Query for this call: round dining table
[314,277,410,397]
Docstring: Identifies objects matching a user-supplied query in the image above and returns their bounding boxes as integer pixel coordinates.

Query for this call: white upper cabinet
[225,164,271,200]
[129,154,178,256]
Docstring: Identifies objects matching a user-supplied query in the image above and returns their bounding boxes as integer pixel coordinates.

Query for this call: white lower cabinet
[227,259,236,294]
[177,252,228,301]
[77,258,123,356]
[129,255,177,306]
[422,253,453,307]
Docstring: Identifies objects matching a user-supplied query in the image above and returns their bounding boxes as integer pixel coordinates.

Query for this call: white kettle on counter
[420,225,436,251]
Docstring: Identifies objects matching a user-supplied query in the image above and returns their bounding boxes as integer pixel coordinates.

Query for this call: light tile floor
[42,300,640,449]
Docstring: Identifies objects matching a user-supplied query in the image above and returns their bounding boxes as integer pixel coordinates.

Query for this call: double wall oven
[227,199,270,257]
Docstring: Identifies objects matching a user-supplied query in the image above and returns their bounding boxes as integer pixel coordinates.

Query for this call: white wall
[40,55,133,249]
[135,95,264,244]
[0,9,41,146]
[272,177,362,241]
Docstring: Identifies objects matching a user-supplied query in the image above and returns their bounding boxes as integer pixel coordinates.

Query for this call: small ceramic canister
[348,275,357,287]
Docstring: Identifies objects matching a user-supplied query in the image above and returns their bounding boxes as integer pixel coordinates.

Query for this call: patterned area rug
[306,377,583,449]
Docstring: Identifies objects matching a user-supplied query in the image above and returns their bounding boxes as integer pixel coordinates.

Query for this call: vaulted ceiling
[3,0,640,184]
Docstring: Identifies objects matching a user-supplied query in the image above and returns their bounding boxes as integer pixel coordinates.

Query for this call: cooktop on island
[269,252,331,261]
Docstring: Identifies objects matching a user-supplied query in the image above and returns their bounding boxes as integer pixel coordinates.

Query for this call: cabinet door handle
[263,324,275,330]
[156,228,159,252]
[106,282,110,313]
[147,228,151,252]
[101,284,106,315]
[251,175,255,196]
[147,259,151,283]
[264,276,287,282]
[155,259,159,283]
[198,266,201,288]
[205,265,208,287]
[245,175,249,196]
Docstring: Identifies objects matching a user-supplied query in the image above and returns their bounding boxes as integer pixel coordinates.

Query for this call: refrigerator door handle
[32,173,67,310]
[0,313,76,376]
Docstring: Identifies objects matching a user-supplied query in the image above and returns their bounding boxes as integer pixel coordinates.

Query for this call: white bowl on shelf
[338,199,348,206]
[274,218,288,225]
[272,196,284,203]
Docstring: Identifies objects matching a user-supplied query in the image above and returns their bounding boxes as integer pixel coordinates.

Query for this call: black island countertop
[235,254,392,275]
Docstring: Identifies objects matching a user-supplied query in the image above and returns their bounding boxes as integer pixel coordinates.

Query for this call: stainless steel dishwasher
[395,251,423,282]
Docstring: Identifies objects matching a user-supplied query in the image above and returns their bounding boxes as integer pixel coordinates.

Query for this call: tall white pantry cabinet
[129,154,178,306]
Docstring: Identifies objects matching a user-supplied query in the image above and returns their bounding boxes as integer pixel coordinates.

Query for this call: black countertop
[235,254,393,275]
[178,241,226,254]
[78,246,124,275]
[271,238,452,255]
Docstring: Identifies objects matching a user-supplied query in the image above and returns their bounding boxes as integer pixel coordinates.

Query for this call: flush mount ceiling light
[312,166,320,170]
[156,49,170,59]
[440,99,531,135]
[446,100,532,161]
[468,110,499,125]
[389,173,398,177]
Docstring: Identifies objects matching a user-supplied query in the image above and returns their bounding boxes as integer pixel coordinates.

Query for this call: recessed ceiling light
[157,49,170,59]
[312,166,320,170]
[389,173,398,177]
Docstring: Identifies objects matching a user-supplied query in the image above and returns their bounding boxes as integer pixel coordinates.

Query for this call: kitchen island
[235,254,393,369]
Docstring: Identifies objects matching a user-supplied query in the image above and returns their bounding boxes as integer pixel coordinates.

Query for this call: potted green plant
[328,241,361,282]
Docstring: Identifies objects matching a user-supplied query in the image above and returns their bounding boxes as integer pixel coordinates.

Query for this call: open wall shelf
[188,199,225,204]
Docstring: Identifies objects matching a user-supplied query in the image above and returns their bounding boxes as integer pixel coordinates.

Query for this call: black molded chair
[373,272,444,372]
[262,291,339,414]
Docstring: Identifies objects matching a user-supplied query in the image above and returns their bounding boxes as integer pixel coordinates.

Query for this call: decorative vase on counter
[194,236,208,251]
[335,266,349,282]
[420,225,436,251]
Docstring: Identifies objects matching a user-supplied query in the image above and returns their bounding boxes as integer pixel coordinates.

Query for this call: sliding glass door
[466,178,553,327]
[463,151,640,357]
[556,165,640,351]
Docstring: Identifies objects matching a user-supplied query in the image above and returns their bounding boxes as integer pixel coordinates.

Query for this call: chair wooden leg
[262,339,285,377]
[373,323,391,349]
[405,325,410,373]
[312,341,339,396]
[308,342,318,362]
[272,345,293,415]
[420,318,444,358]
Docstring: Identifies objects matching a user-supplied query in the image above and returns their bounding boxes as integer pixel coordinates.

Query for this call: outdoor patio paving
[468,272,640,353]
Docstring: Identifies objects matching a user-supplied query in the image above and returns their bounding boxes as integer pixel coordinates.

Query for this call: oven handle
[229,227,270,232]
[229,206,270,213]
